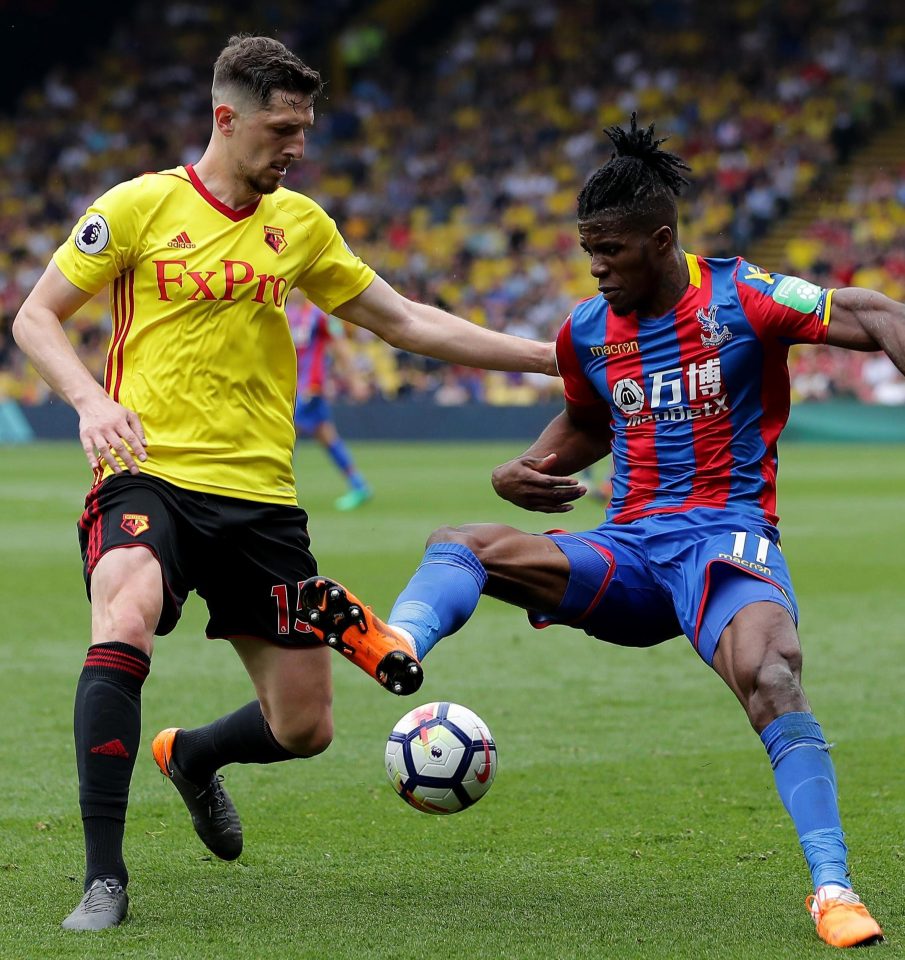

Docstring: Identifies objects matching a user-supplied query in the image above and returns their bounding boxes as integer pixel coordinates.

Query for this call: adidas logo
[90,739,131,759]
[167,231,196,249]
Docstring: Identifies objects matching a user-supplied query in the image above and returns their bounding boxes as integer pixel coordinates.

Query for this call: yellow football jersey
[53,165,375,504]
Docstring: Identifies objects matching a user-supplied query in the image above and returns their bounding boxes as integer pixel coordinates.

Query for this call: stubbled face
[578,213,667,317]
[227,90,314,196]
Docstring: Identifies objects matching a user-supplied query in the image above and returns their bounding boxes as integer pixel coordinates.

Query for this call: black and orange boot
[299,577,423,695]
[151,728,243,860]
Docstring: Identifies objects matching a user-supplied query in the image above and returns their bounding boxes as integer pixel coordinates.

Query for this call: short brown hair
[212,34,323,109]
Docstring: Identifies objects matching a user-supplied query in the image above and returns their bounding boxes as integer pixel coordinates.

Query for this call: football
[385,701,497,814]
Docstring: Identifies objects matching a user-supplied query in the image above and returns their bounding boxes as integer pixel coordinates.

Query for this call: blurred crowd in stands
[787,162,905,404]
[1,0,904,407]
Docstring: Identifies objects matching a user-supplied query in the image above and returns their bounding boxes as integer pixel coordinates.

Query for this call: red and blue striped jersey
[556,253,834,526]
[287,299,344,397]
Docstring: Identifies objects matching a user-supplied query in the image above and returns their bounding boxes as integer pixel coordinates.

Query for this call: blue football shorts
[294,395,331,435]
[527,507,799,664]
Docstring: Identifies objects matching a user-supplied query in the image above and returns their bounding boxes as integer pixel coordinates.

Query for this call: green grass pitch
[0,440,903,959]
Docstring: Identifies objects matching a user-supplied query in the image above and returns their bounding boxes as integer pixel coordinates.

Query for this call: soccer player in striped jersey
[12,35,554,931]
[288,297,373,511]
[303,116,905,948]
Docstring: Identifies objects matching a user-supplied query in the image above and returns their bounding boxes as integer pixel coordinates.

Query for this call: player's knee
[427,524,468,547]
[425,523,507,564]
[754,657,801,699]
[749,653,805,727]
[760,620,804,686]
[269,711,334,758]
[91,606,155,655]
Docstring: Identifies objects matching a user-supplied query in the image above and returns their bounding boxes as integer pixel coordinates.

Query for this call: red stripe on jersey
[185,164,261,222]
[673,258,732,509]
[112,272,135,402]
[605,311,658,521]
[104,276,124,394]
[555,315,602,405]
[106,273,129,398]
[737,283,792,523]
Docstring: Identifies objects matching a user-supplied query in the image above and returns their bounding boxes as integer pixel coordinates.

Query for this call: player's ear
[214,103,236,137]
[651,224,673,254]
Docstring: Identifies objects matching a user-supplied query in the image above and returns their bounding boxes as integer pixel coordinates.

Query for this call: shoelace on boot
[806,888,863,920]
[195,775,231,828]
[81,879,124,914]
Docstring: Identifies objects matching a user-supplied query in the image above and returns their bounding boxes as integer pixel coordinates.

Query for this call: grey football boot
[61,878,128,930]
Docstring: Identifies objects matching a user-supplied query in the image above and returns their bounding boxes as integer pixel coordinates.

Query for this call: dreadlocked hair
[577,113,690,225]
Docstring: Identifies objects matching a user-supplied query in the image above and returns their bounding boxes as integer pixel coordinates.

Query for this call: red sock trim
[83,643,150,683]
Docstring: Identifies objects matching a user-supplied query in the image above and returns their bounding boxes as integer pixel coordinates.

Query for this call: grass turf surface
[0,440,903,959]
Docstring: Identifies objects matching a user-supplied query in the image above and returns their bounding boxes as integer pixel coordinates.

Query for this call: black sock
[175,700,297,784]
[74,642,151,890]
[83,817,126,890]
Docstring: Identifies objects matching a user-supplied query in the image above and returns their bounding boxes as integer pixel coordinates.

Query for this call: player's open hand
[491,452,586,513]
[77,394,148,475]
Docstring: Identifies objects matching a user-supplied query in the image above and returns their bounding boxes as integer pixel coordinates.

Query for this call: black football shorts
[78,472,319,646]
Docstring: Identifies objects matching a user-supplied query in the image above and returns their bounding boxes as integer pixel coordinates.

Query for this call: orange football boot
[806,887,883,948]
[151,727,242,860]
[299,577,423,695]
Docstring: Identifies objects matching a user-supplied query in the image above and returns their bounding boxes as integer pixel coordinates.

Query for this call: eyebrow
[270,117,310,130]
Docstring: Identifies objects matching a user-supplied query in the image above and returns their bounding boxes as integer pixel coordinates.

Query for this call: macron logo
[167,231,196,249]
[90,739,131,759]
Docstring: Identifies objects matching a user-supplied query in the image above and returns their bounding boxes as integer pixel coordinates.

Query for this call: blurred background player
[288,296,373,511]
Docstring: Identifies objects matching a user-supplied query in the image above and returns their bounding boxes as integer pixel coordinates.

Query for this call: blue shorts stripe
[525,508,799,664]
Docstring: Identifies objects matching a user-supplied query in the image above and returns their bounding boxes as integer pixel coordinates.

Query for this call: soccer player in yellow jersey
[12,34,556,931]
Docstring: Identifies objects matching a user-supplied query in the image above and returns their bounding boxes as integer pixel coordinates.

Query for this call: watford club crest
[264,225,287,254]
[121,513,150,537]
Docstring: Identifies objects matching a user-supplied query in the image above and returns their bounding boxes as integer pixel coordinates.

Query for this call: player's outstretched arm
[332,275,557,376]
[13,262,148,474]
[491,402,612,513]
[824,288,905,372]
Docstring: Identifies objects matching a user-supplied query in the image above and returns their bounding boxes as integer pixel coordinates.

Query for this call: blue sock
[326,439,356,477]
[388,543,487,660]
[760,712,849,890]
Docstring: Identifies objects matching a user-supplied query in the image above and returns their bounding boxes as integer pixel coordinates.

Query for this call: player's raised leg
[152,641,333,855]
[388,524,572,657]
[62,547,159,932]
[298,577,423,694]
[711,600,883,948]
[301,523,571,692]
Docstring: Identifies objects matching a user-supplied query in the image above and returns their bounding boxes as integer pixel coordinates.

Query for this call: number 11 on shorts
[731,531,771,564]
